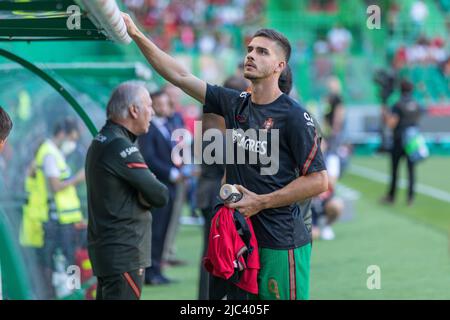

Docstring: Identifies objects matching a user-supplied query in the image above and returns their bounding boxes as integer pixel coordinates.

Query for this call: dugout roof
[0,0,130,43]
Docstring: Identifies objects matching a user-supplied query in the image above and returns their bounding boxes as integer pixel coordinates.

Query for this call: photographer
[381,80,424,206]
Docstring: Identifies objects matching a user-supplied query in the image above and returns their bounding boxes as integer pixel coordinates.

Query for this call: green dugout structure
[0,0,152,299]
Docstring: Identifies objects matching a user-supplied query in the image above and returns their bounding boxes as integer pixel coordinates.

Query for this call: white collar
[152,116,168,126]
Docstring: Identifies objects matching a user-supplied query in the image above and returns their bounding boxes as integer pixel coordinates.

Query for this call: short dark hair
[253,28,291,62]
[53,117,79,136]
[0,106,13,141]
[400,79,414,94]
[150,89,167,100]
[278,64,293,95]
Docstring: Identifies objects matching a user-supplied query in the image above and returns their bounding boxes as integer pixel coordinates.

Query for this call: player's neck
[250,80,283,105]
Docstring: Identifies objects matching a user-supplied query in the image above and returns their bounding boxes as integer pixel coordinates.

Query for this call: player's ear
[275,61,285,74]
[0,139,5,152]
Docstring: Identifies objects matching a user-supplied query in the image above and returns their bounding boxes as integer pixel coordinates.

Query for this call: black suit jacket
[138,121,176,186]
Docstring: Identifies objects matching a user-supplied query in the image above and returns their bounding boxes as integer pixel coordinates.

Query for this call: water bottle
[220,184,243,204]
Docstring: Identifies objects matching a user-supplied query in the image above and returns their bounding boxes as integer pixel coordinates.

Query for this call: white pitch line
[336,184,361,200]
[349,164,450,203]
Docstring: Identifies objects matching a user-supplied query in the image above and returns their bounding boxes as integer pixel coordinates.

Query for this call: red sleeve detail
[126,162,148,169]
[301,134,319,176]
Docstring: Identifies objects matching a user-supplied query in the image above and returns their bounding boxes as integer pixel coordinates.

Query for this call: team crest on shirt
[236,114,247,123]
[262,117,274,131]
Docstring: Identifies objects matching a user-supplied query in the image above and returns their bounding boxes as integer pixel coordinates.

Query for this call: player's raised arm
[122,13,207,104]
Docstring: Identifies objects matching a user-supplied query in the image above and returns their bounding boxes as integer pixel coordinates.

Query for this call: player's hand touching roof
[121,12,207,105]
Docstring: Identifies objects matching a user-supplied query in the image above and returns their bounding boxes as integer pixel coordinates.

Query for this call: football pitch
[142,156,450,300]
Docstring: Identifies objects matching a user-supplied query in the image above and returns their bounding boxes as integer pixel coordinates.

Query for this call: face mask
[61,140,76,155]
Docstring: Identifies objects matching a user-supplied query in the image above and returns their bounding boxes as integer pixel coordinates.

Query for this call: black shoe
[380,195,394,205]
[145,274,173,285]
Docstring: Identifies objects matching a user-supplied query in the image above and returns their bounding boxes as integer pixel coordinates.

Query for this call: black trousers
[198,207,214,300]
[96,269,144,300]
[146,185,176,280]
[39,220,78,268]
[388,141,416,201]
[209,276,251,300]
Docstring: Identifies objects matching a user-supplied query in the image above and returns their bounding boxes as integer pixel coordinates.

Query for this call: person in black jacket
[382,79,423,206]
[138,90,182,285]
[86,82,169,300]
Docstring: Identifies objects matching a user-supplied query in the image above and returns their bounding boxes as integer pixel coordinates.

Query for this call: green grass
[351,155,450,194]
[142,156,450,300]
[141,225,202,300]
[349,156,450,232]
[311,171,450,299]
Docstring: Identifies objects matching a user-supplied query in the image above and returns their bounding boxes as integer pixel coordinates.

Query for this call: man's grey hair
[106,81,149,120]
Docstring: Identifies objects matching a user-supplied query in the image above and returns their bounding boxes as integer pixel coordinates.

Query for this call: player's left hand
[227,185,263,218]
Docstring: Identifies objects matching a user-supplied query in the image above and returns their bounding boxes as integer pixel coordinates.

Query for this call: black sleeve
[391,102,401,116]
[103,138,169,208]
[204,84,242,117]
[286,108,327,176]
[329,94,342,108]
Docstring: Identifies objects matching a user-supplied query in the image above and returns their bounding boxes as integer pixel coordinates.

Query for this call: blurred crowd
[313,24,353,56]
[393,36,447,67]
[387,0,449,65]
[124,0,264,53]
